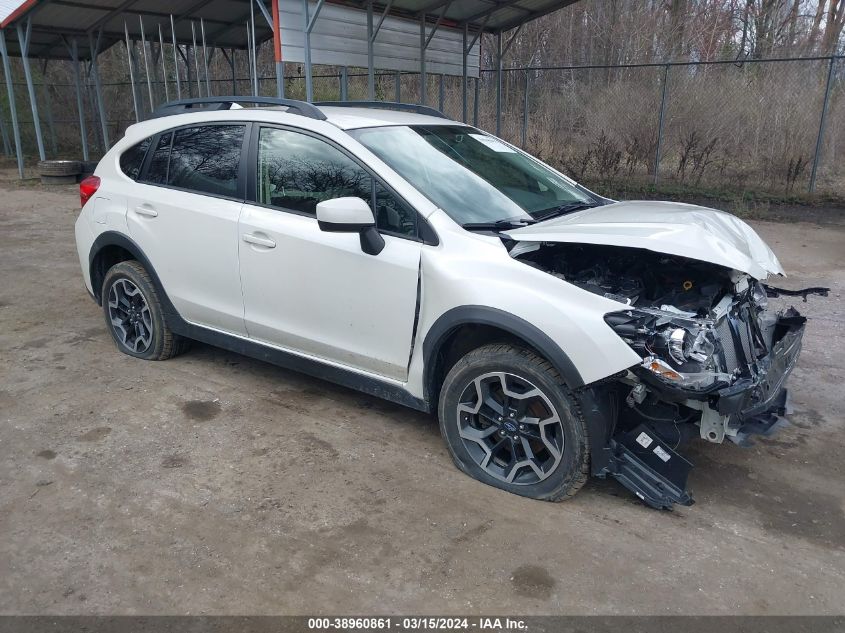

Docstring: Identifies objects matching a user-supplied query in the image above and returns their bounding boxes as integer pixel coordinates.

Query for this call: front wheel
[437,343,589,501]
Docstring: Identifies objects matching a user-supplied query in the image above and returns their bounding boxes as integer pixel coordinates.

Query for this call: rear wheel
[101,260,189,360]
[438,343,589,501]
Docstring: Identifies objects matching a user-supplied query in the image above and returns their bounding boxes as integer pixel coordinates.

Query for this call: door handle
[134,205,158,217]
[242,233,276,248]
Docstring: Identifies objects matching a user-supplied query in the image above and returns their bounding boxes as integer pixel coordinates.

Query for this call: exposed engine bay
[515,242,734,313]
[511,241,826,509]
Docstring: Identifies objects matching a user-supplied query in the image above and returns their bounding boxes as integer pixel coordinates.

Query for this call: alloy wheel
[107,278,153,353]
[456,371,564,485]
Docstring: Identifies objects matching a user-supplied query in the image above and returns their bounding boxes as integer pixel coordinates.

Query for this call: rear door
[126,123,249,335]
[238,125,423,380]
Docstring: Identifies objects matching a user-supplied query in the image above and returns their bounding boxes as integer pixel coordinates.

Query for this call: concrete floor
[0,181,843,615]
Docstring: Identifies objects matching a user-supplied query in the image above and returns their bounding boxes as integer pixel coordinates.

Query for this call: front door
[238,125,422,381]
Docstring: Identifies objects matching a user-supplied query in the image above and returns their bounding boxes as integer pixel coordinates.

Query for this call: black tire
[101,260,190,361]
[438,343,589,501]
[37,160,81,176]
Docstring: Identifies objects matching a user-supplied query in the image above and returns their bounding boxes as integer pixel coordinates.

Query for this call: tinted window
[119,137,151,180]
[374,182,416,236]
[144,132,172,185]
[258,127,416,236]
[167,125,245,197]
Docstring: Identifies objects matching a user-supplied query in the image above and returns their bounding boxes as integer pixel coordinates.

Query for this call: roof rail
[314,101,448,119]
[150,96,327,121]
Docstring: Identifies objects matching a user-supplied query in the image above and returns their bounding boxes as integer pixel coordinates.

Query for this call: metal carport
[0,0,580,177]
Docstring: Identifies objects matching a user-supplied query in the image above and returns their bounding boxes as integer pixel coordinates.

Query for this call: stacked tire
[38,160,81,185]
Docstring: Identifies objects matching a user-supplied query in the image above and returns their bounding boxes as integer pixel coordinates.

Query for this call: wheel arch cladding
[422,306,585,406]
[89,232,175,318]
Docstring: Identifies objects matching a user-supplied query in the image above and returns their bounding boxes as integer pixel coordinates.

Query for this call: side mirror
[316,197,385,256]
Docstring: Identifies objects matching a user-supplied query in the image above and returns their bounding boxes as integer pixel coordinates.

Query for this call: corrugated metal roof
[0,0,580,60]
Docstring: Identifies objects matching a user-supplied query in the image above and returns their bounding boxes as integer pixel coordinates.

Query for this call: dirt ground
[0,179,843,616]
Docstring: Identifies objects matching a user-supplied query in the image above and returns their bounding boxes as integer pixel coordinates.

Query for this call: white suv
[74,97,817,509]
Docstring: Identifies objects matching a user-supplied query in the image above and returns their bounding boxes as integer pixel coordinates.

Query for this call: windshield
[348,125,593,225]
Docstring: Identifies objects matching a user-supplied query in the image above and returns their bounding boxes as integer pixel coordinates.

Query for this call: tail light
[80,175,101,208]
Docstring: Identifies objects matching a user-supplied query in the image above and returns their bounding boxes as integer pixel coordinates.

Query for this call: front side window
[349,125,593,225]
[119,137,151,180]
[167,125,245,197]
[257,127,417,236]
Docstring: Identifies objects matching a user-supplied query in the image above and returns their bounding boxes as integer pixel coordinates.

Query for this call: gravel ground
[0,180,843,615]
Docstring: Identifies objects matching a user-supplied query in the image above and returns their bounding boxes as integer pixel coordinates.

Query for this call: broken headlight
[605,309,732,390]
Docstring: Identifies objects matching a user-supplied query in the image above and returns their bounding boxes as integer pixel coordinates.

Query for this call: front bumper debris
[595,309,807,510]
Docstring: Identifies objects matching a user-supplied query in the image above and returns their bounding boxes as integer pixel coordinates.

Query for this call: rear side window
[119,137,151,180]
[167,125,245,197]
[144,132,172,185]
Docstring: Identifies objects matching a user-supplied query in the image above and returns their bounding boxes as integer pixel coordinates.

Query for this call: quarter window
[257,127,417,237]
[119,137,151,180]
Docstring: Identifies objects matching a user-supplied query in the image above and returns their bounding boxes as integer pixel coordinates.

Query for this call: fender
[422,306,618,469]
[422,305,586,399]
[88,232,179,319]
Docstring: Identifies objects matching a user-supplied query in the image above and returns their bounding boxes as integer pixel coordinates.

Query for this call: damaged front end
[514,241,825,509]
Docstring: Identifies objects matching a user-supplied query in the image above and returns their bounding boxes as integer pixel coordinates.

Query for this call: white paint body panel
[125,184,247,336]
[238,202,421,380]
[504,200,785,280]
[316,196,374,226]
[74,106,790,407]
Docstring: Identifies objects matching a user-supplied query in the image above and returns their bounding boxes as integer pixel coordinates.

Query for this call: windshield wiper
[462,218,537,231]
[534,201,597,222]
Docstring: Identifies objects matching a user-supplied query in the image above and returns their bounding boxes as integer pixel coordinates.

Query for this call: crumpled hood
[503,200,785,279]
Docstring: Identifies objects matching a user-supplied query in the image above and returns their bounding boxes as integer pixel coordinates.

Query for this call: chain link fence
[2,55,842,196]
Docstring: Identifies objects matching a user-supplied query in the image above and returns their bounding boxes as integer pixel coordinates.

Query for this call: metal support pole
[231,48,237,93]
[653,63,670,186]
[340,66,348,101]
[125,23,140,122]
[17,18,46,161]
[138,17,154,110]
[40,59,57,156]
[473,75,479,126]
[395,70,400,102]
[0,29,24,177]
[191,22,203,97]
[521,69,529,148]
[250,13,259,95]
[495,31,502,136]
[171,14,181,99]
[301,0,324,102]
[462,25,468,122]
[184,45,193,97]
[438,73,444,112]
[88,30,109,151]
[201,19,210,96]
[159,24,169,102]
[66,37,89,161]
[420,16,426,104]
[86,79,103,151]
[367,0,374,100]
[272,0,284,98]
[809,56,836,193]
[222,47,237,94]
[243,26,251,96]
